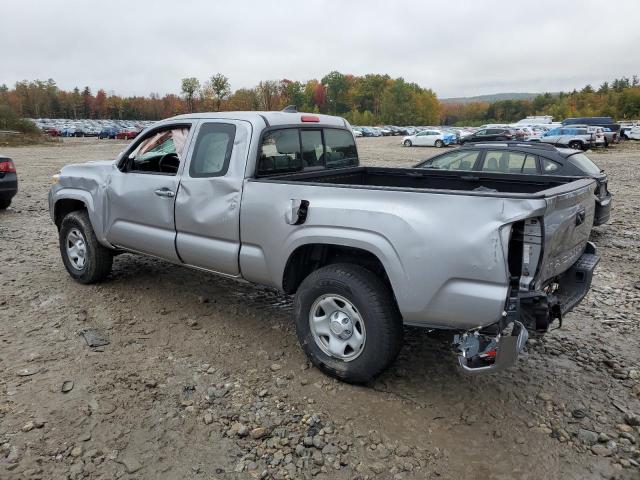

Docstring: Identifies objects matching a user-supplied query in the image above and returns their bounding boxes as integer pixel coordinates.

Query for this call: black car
[460,127,519,144]
[414,142,611,225]
[0,155,18,209]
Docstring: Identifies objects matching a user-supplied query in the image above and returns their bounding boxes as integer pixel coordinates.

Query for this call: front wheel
[435,139,444,148]
[403,139,412,147]
[294,264,403,384]
[59,210,113,284]
[569,141,583,150]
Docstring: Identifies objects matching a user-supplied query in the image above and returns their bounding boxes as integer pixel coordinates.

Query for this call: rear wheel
[435,139,444,148]
[0,196,11,210]
[293,264,403,384]
[403,139,412,147]
[569,141,583,150]
[59,210,113,284]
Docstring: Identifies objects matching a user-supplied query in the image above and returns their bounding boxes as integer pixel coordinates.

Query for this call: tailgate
[537,179,597,284]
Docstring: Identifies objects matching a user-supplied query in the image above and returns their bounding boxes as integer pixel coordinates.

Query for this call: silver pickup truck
[49,111,600,383]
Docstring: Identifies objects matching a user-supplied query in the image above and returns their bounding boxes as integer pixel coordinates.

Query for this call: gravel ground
[1,137,639,480]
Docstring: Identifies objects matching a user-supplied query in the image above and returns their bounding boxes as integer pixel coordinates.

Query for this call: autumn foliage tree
[2,74,639,126]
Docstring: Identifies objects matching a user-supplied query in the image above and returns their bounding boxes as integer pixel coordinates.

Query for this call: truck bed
[259,166,591,198]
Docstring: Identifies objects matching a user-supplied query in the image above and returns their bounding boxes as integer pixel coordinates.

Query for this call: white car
[628,126,640,140]
[402,129,455,148]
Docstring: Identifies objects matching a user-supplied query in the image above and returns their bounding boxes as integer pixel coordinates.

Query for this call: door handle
[154,188,175,198]
[575,208,586,226]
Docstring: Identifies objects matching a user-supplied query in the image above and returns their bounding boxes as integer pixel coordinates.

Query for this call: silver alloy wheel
[309,294,366,361]
[66,228,87,270]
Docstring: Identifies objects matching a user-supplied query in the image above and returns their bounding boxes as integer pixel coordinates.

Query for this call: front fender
[50,186,111,247]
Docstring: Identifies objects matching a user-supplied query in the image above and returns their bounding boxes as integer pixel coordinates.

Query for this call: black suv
[460,127,519,144]
[414,142,611,225]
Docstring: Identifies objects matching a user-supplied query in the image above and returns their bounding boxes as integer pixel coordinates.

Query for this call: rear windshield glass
[568,153,601,175]
[257,127,357,175]
[324,129,358,168]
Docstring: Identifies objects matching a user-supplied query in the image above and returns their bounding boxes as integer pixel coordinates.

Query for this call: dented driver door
[105,123,193,262]
[174,119,252,277]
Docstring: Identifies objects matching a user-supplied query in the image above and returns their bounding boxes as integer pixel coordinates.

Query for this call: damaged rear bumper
[457,242,599,375]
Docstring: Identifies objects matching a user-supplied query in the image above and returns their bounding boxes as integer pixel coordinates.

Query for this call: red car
[115,129,139,140]
[44,127,61,137]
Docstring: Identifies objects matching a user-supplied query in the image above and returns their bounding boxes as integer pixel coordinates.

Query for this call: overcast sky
[2,0,638,98]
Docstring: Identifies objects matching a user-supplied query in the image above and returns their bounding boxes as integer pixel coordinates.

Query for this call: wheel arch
[53,190,95,229]
[281,242,399,300]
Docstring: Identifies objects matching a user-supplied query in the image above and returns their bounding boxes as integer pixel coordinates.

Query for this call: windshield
[568,153,601,175]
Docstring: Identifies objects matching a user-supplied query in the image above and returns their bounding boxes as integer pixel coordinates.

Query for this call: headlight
[52,173,60,184]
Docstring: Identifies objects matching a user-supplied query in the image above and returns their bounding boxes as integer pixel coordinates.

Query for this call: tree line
[442,76,640,125]
[1,73,639,131]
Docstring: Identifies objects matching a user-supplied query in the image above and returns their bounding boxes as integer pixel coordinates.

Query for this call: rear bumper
[519,242,599,331]
[594,194,612,226]
[0,174,18,198]
[458,243,599,375]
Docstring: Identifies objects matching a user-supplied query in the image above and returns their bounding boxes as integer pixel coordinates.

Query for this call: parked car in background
[0,155,18,209]
[98,126,120,139]
[61,127,76,137]
[601,128,618,146]
[352,128,363,137]
[402,129,455,147]
[585,126,606,147]
[414,142,611,225]
[628,126,640,140]
[44,127,61,137]
[115,128,139,140]
[537,127,595,150]
[562,117,620,133]
[459,127,517,144]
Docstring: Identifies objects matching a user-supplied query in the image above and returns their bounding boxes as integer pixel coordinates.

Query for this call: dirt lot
[1,137,639,480]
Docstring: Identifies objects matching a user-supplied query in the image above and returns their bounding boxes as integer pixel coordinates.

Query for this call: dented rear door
[174,119,252,276]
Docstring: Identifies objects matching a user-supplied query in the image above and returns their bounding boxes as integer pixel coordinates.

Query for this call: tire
[59,210,113,284]
[403,139,412,147]
[0,196,11,210]
[568,141,583,150]
[435,139,444,148]
[293,263,403,384]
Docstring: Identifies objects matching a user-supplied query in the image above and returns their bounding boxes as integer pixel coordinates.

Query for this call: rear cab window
[257,127,358,176]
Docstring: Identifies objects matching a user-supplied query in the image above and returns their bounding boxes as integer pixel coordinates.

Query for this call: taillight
[0,160,16,173]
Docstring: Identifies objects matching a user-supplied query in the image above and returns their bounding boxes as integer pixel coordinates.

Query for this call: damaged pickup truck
[49,111,600,383]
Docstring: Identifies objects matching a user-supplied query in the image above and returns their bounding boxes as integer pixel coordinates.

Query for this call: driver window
[126,126,190,175]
